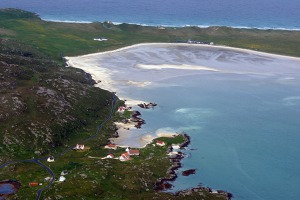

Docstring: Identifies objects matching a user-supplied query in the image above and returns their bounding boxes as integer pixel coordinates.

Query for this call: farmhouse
[104,143,117,150]
[119,152,131,161]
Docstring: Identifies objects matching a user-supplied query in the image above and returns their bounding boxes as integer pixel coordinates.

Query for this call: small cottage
[128,149,140,156]
[117,106,126,113]
[47,156,55,162]
[156,140,165,146]
[59,176,66,182]
[106,154,114,159]
[29,182,39,187]
[74,144,85,150]
[119,152,131,161]
[104,143,117,150]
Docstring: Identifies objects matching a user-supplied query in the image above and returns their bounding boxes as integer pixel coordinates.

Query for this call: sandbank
[66,42,300,61]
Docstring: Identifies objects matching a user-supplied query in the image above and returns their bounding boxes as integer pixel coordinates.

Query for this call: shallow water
[0,183,16,195]
[68,44,300,200]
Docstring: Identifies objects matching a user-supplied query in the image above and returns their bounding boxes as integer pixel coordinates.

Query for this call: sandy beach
[65,43,300,147]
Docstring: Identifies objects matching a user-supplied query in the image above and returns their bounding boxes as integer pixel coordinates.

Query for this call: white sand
[66,42,300,61]
[136,64,220,71]
[114,122,136,129]
[66,43,300,148]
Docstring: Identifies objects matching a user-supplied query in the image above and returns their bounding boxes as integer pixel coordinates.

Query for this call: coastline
[65,42,300,147]
[42,18,300,31]
[1,8,300,199]
[65,43,300,199]
[66,42,300,61]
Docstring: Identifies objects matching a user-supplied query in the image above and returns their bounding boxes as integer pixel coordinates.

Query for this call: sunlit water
[68,44,300,200]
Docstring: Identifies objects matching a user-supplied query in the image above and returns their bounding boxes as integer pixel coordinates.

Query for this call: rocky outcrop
[182,169,196,176]
[154,133,232,199]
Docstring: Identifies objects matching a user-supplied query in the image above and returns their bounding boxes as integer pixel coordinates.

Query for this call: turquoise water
[0,0,299,29]
[67,44,300,200]
[125,73,300,200]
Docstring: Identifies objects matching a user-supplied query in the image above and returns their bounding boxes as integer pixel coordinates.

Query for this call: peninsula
[0,8,299,199]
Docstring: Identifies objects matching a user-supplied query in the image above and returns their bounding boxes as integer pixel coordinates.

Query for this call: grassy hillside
[0,8,300,59]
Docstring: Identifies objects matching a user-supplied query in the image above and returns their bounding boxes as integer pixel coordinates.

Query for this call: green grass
[1,8,300,60]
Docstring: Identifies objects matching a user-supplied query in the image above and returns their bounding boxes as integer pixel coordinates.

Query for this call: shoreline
[65,42,300,147]
[42,17,300,31]
[154,133,232,199]
[66,42,300,61]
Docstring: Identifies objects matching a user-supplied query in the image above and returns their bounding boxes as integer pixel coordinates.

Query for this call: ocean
[67,44,300,200]
[0,0,300,30]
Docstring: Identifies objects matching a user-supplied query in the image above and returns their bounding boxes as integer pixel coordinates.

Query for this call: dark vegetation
[0,36,114,161]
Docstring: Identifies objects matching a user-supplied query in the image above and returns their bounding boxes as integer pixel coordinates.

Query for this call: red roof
[105,143,117,149]
[118,107,125,111]
[129,149,140,155]
[120,152,131,161]
[29,182,39,187]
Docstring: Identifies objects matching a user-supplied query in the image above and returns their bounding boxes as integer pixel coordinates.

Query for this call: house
[74,144,85,150]
[117,106,126,113]
[29,182,39,187]
[125,147,140,156]
[172,144,181,150]
[47,156,55,162]
[61,171,68,176]
[58,176,66,182]
[128,149,140,156]
[119,152,131,161]
[156,140,165,147]
[104,143,117,150]
[106,154,114,159]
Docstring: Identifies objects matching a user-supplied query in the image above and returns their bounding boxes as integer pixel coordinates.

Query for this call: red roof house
[106,154,114,159]
[117,106,126,113]
[29,182,39,187]
[156,140,165,147]
[119,152,131,161]
[128,149,140,156]
[104,143,117,150]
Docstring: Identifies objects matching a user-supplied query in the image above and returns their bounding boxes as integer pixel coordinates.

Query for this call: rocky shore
[154,133,190,191]
[154,134,232,199]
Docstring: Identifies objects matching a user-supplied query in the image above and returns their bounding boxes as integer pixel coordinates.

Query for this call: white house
[106,154,114,159]
[58,176,66,182]
[172,144,181,150]
[74,144,85,150]
[47,156,55,162]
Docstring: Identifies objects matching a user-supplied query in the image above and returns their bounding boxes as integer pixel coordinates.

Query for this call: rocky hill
[0,38,114,161]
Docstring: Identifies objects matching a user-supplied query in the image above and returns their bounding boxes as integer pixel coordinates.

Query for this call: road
[0,94,117,200]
